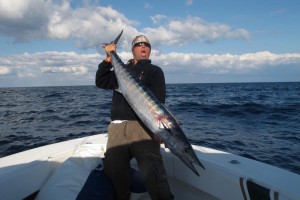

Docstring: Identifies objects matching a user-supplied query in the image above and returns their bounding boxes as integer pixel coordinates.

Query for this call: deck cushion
[76,164,147,200]
[35,144,102,200]
[36,144,148,200]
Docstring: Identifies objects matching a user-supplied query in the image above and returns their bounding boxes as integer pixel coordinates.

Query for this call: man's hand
[103,43,116,62]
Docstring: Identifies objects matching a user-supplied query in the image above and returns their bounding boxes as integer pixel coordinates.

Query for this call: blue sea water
[0,82,299,175]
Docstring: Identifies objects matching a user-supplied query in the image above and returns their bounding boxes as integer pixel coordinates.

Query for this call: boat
[0,133,299,200]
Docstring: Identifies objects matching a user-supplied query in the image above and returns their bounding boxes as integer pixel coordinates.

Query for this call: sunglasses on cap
[133,42,151,48]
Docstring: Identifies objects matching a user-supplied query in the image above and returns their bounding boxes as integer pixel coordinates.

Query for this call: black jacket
[95,59,166,120]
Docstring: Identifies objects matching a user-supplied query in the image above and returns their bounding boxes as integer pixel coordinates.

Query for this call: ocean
[1,82,299,175]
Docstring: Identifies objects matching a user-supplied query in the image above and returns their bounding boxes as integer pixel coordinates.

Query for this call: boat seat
[35,144,150,200]
[76,163,148,200]
[35,144,103,200]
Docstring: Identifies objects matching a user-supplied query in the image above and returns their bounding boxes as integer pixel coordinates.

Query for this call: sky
[0,0,300,87]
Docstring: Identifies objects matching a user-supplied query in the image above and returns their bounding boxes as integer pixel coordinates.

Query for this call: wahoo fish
[108,30,205,176]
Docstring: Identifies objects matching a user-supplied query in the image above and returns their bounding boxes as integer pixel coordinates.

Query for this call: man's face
[132,42,151,62]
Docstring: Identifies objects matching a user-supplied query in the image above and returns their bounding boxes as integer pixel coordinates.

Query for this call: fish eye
[184,148,191,153]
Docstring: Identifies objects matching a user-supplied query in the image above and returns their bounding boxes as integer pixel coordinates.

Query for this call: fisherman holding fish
[96,35,174,200]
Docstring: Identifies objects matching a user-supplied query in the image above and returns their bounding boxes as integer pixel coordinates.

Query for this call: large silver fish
[108,30,205,176]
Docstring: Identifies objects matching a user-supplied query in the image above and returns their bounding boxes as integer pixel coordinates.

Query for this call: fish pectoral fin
[160,103,180,124]
[159,121,172,134]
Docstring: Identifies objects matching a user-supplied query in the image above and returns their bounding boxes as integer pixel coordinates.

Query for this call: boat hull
[0,133,299,200]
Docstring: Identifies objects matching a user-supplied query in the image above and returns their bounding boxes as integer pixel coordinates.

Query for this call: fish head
[161,125,205,176]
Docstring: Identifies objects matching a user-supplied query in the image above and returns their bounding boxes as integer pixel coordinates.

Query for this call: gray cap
[131,35,151,49]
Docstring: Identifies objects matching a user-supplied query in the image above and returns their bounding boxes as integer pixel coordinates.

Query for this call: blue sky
[0,0,299,87]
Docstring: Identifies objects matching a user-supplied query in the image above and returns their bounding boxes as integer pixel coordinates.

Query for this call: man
[95,35,174,200]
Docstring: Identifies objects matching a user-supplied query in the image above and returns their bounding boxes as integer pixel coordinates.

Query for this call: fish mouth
[189,162,200,176]
[189,145,205,170]
[180,148,205,176]
[190,159,205,176]
[179,154,205,177]
[194,158,205,170]
[181,159,201,176]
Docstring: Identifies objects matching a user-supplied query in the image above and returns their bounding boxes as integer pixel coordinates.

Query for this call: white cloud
[41,66,88,75]
[0,0,138,47]
[47,6,136,49]
[0,0,250,50]
[0,66,11,74]
[0,50,299,87]
[0,0,51,42]
[0,51,100,86]
[153,51,300,72]
[145,16,250,46]
[144,2,153,9]
[150,15,167,24]
[186,0,193,6]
